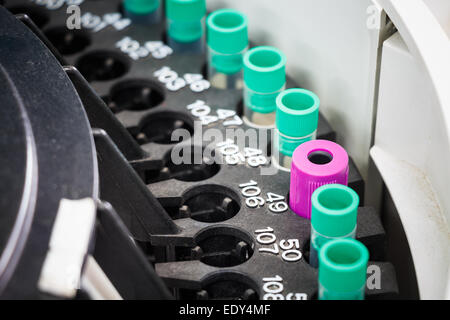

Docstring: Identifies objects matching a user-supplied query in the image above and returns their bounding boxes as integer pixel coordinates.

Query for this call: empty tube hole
[145,146,220,184]
[44,27,91,55]
[175,227,253,267]
[179,273,259,300]
[184,186,239,222]
[166,146,220,182]
[135,111,194,145]
[106,79,164,112]
[165,185,239,222]
[76,50,130,82]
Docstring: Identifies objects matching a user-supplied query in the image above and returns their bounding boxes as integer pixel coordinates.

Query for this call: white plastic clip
[38,198,96,298]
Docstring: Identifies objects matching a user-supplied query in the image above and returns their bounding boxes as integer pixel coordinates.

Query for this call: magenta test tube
[289,139,349,219]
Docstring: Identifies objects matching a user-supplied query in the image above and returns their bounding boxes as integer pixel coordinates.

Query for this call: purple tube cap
[289,140,349,219]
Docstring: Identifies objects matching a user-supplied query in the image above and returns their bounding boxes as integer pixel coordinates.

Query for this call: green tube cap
[319,238,369,293]
[124,0,160,15]
[207,9,248,54]
[244,46,286,93]
[276,88,320,138]
[166,0,206,21]
[311,184,359,238]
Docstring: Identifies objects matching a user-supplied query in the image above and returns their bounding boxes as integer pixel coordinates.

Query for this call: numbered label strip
[117,38,172,61]
[262,275,307,300]
[187,100,242,126]
[154,67,210,92]
[255,227,302,262]
[239,180,288,212]
[82,12,131,32]
[217,143,267,169]
[31,0,86,10]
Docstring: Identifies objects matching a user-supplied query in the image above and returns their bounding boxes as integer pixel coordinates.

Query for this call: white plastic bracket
[38,198,96,298]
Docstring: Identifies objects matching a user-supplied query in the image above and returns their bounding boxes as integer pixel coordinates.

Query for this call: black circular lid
[0,6,97,297]
[0,65,37,288]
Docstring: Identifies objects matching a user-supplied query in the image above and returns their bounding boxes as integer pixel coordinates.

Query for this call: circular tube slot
[44,27,91,55]
[175,227,253,267]
[145,146,220,184]
[183,185,239,222]
[179,272,259,300]
[76,50,130,82]
[106,79,164,112]
[136,111,194,145]
[164,185,239,223]
[166,146,220,182]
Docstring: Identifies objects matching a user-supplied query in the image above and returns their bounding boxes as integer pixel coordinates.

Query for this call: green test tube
[318,238,369,300]
[124,0,161,24]
[207,9,248,89]
[243,46,286,127]
[310,184,359,267]
[166,0,206,53]
[274,88,320,170]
